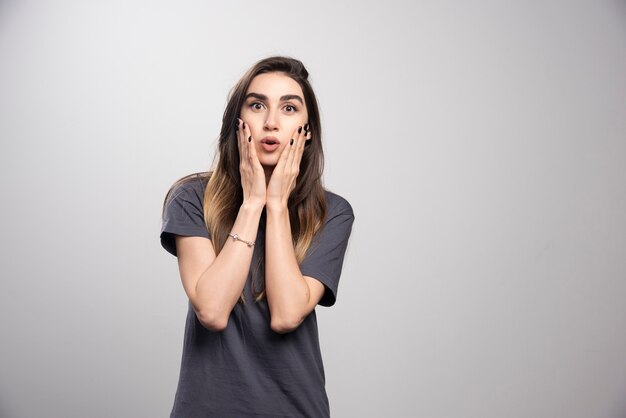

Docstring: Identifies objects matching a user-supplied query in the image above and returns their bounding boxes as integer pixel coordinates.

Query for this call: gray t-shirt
[161,174,354,417]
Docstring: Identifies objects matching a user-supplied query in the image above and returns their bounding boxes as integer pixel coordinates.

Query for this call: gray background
[1,1,625,417]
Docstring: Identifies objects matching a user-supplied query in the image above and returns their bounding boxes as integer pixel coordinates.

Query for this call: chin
[259,157,279,168]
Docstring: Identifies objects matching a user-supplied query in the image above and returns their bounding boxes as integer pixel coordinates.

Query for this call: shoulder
[323,190,354,220]
[161,173,212,255]
[165,172,210,206]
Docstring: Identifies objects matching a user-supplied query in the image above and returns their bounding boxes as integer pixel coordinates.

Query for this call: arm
[264,204,326,334]
[264,125,325,334]
[175,201,263,332]
[174,120,267,332]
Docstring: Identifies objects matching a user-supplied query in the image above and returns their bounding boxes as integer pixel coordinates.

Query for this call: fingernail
[290,139,294,145]
[242,122,245,129]
[298,126,302,134]
[248,136,252,142]
[304,123,309,131]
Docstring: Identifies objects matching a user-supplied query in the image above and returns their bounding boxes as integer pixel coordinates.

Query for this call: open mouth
[261,137,280,145]
[260,137,280,152]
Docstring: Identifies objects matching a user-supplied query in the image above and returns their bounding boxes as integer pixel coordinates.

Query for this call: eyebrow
[244,92,304,104]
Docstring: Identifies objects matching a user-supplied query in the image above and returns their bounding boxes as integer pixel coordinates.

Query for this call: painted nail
[304,123,309,131]
[290,138,294,145]
[242,122,245,129]
[298,126,302,134]
[248,136,252,142]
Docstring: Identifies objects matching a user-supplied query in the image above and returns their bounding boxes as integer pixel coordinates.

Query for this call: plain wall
[1,1,625,417]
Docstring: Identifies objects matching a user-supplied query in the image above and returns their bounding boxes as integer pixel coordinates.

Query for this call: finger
[303,123,311,139]
[276,130,293,170]
[283,125,301,171]
[242,121,251,162]
[242,121,262,169]
[237,118,248,164]
[243,120,255,164]
[247,128,261,168]
[304,122,312,145]
[291,125,306,172]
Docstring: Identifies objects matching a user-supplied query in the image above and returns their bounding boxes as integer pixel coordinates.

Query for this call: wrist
[265,200,289,214]
[240,200,265,214]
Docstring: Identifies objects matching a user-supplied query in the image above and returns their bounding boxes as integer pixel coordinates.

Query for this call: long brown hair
[205,56,327,300]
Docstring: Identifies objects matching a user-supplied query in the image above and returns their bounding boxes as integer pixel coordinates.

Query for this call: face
[240,72,308,168]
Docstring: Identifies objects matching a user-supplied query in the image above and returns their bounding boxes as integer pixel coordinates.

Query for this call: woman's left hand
[266,125,310,209]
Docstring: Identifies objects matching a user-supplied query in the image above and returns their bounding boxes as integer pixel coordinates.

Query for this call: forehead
[246,72,304,98]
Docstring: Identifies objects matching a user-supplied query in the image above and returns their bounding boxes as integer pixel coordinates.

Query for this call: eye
[250,102,265,111]
[283,104,297,113]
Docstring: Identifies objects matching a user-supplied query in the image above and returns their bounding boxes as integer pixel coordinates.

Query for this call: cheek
[239,108,256,123]
[241,114,264,134]
[284,122,304,137]
[279,141,291,152]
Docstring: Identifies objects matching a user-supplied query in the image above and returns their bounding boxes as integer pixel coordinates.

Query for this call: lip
[260,136,280,152]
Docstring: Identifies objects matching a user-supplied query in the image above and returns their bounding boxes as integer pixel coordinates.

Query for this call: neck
[263,166,273,185]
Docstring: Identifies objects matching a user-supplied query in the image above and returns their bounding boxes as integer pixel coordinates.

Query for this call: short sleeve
[300,192,355,307]
[160,177,211,257]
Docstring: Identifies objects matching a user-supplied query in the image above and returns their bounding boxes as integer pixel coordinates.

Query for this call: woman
[161,56,354,417]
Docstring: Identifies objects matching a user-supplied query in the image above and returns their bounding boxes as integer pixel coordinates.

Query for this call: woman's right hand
[237,119,266,207]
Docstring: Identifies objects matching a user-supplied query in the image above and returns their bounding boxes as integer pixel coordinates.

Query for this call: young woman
[161,56,354,417]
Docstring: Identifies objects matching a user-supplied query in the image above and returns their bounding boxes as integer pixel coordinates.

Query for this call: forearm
[264,204,313,332]
[193,202,263,329]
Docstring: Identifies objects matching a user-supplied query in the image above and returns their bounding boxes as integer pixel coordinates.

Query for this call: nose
[263,109,279,131]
